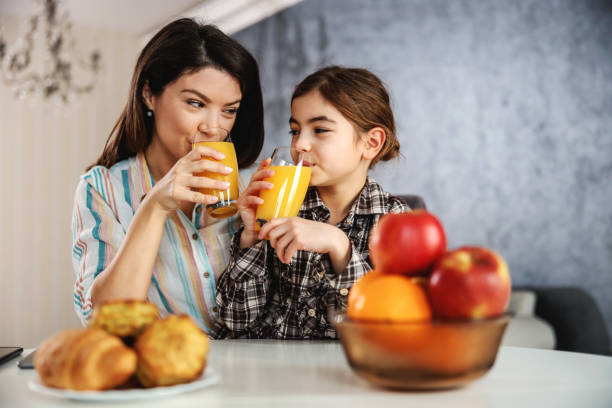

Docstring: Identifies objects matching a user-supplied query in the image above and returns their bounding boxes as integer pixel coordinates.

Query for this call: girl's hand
[236,158,274,247]
[259,218,351,272]
[147,145,233,213]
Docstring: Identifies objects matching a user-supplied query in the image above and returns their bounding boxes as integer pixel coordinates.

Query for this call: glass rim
[192,128,231,143]
[330,310,513,327]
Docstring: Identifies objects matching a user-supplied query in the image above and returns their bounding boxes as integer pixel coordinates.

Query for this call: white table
[1,340,611,407]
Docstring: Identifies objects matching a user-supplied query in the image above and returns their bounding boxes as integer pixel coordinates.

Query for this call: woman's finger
[170,184,218,205]
[182,158,233,175]
[178,175,230,191]
[190,145,226,161]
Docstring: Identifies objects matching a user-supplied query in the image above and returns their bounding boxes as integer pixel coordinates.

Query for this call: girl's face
[144,67,242,162]
[289,90,368,188]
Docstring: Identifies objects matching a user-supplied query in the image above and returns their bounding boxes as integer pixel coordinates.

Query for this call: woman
[72,18,264,337]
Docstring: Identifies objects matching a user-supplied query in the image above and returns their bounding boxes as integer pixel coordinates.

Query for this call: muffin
[134,315,209,387]
[89,299,159,338]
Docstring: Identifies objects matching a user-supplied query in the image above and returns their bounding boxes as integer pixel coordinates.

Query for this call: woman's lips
[301,160,313,167]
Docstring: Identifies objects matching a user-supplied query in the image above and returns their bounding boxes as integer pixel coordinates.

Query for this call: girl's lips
[301,160,313,167]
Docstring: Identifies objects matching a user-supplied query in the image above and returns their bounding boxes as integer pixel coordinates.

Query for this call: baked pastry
[34,328,137,390]
[134,315,209,387]
[89,299,159,338]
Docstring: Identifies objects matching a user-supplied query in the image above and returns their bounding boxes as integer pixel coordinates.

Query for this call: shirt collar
[301,176,392,218]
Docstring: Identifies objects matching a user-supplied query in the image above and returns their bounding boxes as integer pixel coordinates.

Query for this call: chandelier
[0,0,101,104]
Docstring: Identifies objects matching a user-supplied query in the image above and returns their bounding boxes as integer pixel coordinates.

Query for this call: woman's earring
[146,109,153,117]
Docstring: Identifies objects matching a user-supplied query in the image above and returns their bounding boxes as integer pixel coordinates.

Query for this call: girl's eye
[188,99,203,108]
[289,129,299,136]
[224,107,239,115]
[314,128,329,134]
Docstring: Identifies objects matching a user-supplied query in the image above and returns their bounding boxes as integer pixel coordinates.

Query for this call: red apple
[369,210,447,275]
[428,246,511,319]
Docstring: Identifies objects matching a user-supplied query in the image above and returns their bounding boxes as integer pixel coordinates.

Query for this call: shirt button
[196,206,202,213]
[192,233,198,240]
[212,306,218,313]
[340,288,349,296]
[308,309,316,317]
[203,272,210,278]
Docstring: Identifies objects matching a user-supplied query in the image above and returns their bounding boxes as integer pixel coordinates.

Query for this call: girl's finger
[275,233,295,264]
[239,195,264,208]
[257,157,272,170]
[243,180,274,196]
[283,240,301,264]
[258,218,281,240]
[267,221,290,249]
[250,168,275,182]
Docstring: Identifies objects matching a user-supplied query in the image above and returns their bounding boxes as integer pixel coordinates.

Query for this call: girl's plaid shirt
[215,177,411,339]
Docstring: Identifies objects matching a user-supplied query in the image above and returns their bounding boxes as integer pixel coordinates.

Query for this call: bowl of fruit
[333,211,512,390]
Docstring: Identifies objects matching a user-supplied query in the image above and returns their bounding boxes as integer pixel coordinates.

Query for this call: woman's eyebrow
[181,89,241,106]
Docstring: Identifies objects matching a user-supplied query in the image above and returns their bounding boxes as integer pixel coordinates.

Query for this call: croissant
[34,328,137,390]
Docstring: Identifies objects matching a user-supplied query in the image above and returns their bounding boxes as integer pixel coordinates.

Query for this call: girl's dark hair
[291,66,399,167]
[89,18,264,170]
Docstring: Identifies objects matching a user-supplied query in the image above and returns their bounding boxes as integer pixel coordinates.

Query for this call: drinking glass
[255,146,312,227]
[192,128,239,218]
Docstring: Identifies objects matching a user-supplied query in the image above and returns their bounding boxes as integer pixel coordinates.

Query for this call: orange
[347,271,432,322]
[347,271,433,354]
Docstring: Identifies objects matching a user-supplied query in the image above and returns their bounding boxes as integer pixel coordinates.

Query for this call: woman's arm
[90,195,169,304]
[75,146,232,313]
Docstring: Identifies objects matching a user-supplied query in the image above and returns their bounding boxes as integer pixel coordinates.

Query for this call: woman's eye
[188,99,204,108]
[314,128,329,134]
[289,129,299,136]
[224,107,239,115]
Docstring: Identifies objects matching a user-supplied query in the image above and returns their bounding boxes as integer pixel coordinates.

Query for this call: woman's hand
[147,145,233,213]
[236,158,274,247]
[258,218,351,273]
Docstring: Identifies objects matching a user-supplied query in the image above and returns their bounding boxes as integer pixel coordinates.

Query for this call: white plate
[27,367,220,401]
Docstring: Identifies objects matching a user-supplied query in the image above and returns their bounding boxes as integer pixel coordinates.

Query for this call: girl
[71,18,264,337]
[216,66,411,339]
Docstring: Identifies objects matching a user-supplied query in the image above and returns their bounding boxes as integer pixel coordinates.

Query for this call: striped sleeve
[71,168,125,325]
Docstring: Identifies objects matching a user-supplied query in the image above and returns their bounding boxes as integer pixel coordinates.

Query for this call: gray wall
[233,0,612,344]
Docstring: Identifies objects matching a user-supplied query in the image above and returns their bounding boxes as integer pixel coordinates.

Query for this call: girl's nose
[293,135,311,152]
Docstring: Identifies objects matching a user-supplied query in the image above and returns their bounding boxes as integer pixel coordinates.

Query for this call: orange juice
[256,165,311,224]
[193,141,239,218]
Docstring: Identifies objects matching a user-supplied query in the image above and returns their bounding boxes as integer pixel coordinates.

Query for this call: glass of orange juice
[255,146,311,227]
[192,128,239,218]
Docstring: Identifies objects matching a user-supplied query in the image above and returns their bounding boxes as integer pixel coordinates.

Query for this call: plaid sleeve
[215,228,270,334]
[72,173,123,325]
[324,240,372,311]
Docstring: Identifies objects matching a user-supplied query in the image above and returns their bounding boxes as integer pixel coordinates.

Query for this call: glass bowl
[331,312,510,390]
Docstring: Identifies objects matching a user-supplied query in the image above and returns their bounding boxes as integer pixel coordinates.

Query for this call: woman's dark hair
[89,18,264,170]
[291,66,399,167]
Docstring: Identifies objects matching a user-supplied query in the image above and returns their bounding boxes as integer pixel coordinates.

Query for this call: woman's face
[144,67,242,162]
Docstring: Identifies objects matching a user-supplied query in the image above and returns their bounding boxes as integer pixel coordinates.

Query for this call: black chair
[395,194,426,210]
